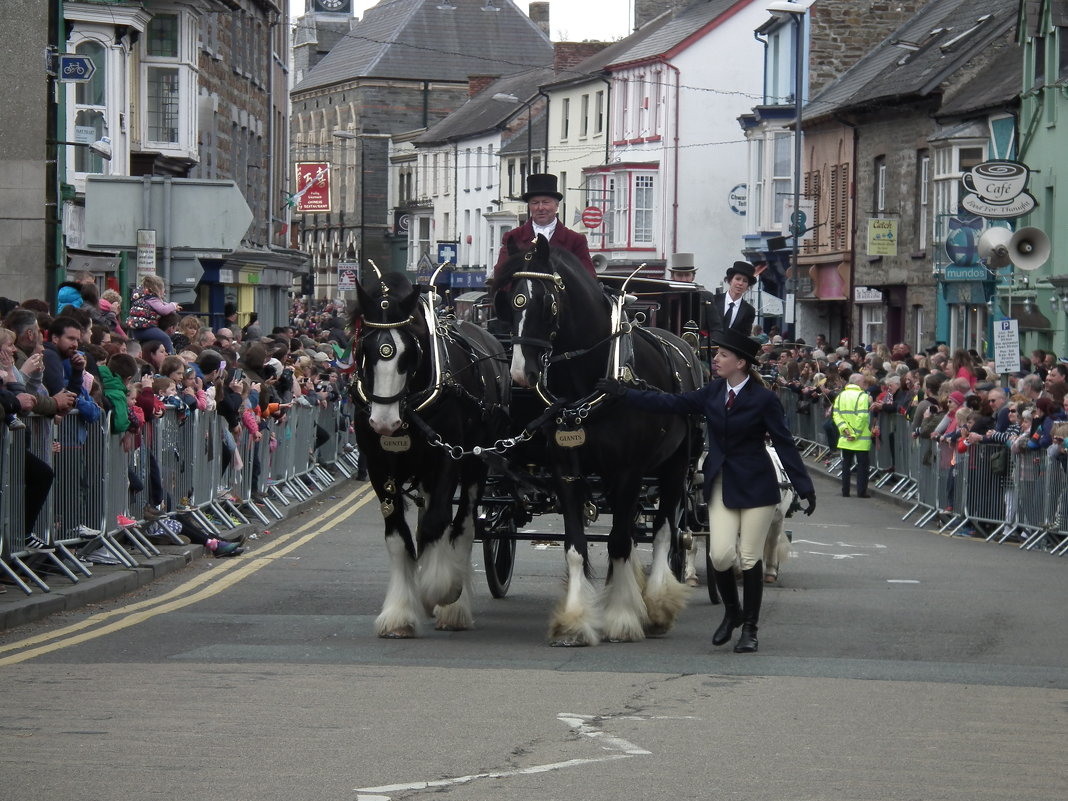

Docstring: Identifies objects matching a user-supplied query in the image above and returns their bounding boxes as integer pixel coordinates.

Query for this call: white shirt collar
[532,218,558,240]
[726,375,750,397]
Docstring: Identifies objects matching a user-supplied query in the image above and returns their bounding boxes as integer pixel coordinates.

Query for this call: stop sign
[581,205,604,228]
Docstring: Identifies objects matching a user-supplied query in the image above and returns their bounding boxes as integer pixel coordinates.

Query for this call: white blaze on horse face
[368,329,406,436]
[510,279,537,387]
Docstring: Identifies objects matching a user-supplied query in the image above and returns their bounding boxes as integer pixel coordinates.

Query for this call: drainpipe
[662,58,682,256]
[163,176,173,292]
[833,114,860,348]
[538,88,551,171]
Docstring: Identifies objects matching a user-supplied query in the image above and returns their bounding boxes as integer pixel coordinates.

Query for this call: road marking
[803,551,869,560]
[0,484,376,666]
[793,539,886,549]
[887,579,920,584]
[354,713,651,799]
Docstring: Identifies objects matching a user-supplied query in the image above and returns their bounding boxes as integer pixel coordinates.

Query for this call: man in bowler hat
[493,173,595,281]
[706,261,758,340]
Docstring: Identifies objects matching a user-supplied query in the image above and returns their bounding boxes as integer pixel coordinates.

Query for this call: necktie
[727,388,736,410]
[726,301,736,328]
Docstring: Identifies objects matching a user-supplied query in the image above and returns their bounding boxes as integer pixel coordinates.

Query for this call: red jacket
[492,219,595,282]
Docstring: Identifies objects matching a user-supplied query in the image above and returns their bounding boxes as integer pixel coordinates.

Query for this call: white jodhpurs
[707,475,776,572]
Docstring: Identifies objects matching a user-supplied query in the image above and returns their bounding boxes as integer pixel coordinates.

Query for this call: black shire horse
[351,271,510,637]
[492,235,702,646]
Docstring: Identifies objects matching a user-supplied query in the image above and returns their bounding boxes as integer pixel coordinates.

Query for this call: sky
[290,0,633,42]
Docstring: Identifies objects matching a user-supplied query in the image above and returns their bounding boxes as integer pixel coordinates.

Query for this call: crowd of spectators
[761,335,1068,530]
[0,273,358,571]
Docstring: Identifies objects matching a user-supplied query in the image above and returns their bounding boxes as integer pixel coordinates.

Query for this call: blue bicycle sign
[58,54,96,83]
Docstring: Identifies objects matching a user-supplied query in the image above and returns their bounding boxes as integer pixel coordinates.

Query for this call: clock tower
[312,0,352,14]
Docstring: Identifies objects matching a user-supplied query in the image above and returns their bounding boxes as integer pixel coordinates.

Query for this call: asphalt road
[2,475,1066,801]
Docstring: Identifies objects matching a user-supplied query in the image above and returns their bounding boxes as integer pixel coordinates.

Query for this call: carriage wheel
[705,546,721,605]
[482,522,517,599]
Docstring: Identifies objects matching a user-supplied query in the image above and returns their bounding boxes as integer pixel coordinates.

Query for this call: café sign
[960,160,1036,219]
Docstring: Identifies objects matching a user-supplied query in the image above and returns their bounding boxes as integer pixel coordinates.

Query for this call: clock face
[316,0,349,11]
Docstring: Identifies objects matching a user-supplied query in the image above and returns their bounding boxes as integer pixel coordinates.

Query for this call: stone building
[0,0,50,301]
[288,0,553,295]
[739,0,930,342]
[2,0,300,329]
[801,0,1017,351]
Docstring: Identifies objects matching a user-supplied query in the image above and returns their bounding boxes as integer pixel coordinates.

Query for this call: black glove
[802,491,816,516]
[595,377,627,397]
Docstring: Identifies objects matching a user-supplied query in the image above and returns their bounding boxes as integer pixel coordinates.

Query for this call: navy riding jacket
[623,377,814,509]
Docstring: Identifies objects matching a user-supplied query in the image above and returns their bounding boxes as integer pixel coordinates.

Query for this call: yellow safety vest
[832,383,872,451]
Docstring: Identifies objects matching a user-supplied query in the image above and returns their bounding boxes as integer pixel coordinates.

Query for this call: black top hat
[709,328,760,365]
[523,173,563,201]
[725,260,757,285]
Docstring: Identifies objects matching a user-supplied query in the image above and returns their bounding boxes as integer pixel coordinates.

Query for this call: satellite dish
[1010,227,1051,271]
[977,227,1012,269]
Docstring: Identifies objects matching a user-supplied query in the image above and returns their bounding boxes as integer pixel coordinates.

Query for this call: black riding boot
[734,561,764,653]
[711,568,741,646]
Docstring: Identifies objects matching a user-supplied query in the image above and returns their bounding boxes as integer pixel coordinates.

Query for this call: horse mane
[491,237,605,314]
[352,272,421,328]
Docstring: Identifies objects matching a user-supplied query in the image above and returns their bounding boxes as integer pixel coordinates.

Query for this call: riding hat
[668,252,696,275]
[523,173,563,202]
[709,328,760,365]
[725,260,757,286]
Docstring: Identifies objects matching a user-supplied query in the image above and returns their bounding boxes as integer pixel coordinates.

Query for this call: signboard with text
[993,319,1020,375]
[867,218,898,256]
[337,260,358,292]
[294,162,331,213]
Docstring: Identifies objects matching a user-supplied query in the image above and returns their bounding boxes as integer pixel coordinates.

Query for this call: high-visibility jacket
[832,382,872,451]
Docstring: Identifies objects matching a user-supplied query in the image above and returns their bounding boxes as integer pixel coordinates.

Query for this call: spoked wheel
[482,516,517,599]
[705,545,721,605]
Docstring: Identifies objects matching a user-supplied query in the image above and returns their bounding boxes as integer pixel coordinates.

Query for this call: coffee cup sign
[961,160,1037,219]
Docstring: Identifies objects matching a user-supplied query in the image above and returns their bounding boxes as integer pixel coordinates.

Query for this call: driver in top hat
[492,173,595,281]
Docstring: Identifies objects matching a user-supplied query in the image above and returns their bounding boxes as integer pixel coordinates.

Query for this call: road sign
[58,54,96,83]
[84,176,253,252]
[581,206,603,229]
[993,319,1020,375]
[437,242,458,264]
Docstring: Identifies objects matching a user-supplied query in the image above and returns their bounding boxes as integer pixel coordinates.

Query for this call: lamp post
[492,92,534,189]
[767,0,813,339]
[333,130,391,285]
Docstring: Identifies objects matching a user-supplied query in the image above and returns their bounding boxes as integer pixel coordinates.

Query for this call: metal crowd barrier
[1,398,364,596]
[778,387,1068,558]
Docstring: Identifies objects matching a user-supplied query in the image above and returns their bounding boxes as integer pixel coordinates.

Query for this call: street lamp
[492,92,534,188]
[49,136,113,160]
[767,0,813,339]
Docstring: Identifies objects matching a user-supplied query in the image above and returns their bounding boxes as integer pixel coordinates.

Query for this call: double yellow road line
[0,483,376,666]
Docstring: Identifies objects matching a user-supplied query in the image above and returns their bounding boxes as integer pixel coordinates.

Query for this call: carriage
[473,270,712,600]
[348,240,790,645]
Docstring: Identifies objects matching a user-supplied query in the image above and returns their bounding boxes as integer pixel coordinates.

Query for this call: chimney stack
[467,74,499,98]
[553,42,610,73]
[634,0,688,31]
[529,2,550,37]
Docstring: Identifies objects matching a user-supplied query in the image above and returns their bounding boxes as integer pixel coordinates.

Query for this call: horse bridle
[509,260,563,356]
[356,315,424,406]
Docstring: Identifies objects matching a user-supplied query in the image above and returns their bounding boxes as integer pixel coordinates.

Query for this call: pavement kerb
[0,484,348,633]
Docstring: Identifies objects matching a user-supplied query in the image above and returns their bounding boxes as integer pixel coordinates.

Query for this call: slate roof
[804,0,1016,124]
[542,13,675,89]
[607,0,752,67]
[414,67,555,144]
[293,0,553,94]
[936,42,1022,118]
